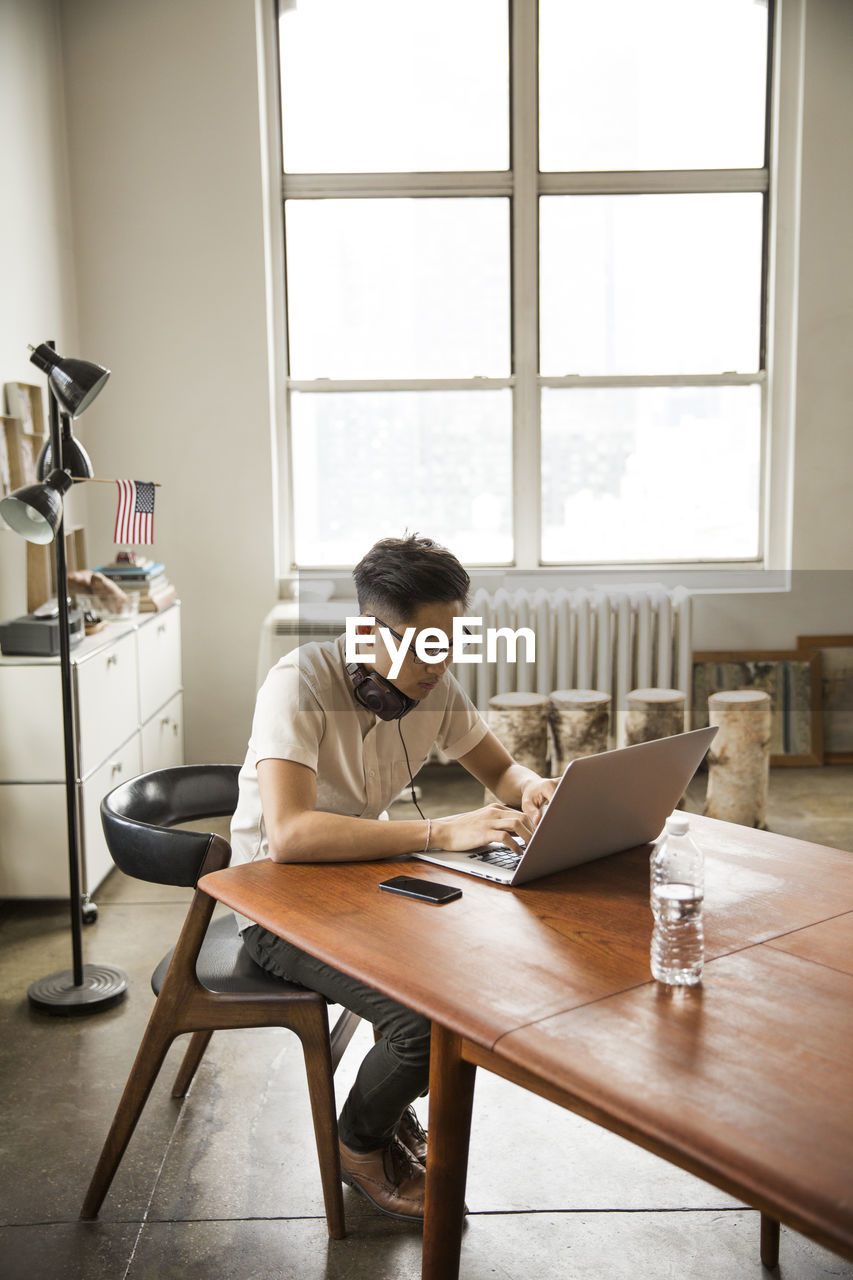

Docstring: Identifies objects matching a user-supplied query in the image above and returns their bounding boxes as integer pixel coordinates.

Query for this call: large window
[277,0,772,571]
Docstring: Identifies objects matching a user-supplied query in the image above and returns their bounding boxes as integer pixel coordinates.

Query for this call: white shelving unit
[0,602,183,898]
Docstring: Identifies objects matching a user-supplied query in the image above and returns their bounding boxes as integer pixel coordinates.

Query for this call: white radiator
[258,587,693,746]
[451,586,693,746]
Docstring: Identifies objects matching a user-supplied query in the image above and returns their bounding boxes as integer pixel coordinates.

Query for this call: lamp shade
[36,419,94,481]
[0,470,73,544]
[29,343,110,418]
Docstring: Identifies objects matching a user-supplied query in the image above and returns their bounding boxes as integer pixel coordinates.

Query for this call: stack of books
[95,555,177,613]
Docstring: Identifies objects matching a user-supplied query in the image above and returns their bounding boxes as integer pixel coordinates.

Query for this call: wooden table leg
[760,1213,780,1268]
[422,1024,477,1280]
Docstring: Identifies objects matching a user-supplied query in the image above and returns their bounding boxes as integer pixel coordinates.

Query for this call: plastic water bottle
[650,813,704,986]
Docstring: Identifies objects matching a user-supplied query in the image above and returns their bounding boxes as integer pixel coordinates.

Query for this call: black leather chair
[80,764,360,1238]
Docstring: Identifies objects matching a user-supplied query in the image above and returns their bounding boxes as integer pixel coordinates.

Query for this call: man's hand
[430,804,534,852]
[520,777,559,829]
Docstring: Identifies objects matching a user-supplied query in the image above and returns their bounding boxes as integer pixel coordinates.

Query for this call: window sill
[279,565,792,602]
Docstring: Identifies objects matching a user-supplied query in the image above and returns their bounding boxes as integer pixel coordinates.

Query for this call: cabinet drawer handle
[160,716,172,728]
[157,624,167,635]
[106,654,119,668]
[111,761,124,777]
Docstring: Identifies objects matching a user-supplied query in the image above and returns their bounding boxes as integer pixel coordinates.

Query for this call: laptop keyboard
[468,842,526,871]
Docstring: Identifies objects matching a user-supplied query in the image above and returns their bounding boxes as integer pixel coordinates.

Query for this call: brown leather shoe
[339,1136,426,1223]
[396,1105,428,1164]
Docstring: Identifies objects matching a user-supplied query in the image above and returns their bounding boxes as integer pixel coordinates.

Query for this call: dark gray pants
[242,924,431,1152]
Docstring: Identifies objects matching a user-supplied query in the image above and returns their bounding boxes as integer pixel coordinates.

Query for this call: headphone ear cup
[359,681,386,715]
[347,663,416,721]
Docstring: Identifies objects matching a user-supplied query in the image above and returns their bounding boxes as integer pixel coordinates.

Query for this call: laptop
[414,726,718,887]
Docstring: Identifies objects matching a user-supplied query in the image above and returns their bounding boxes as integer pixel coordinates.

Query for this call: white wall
[688,0,853,651]
[790,0,853,572]
[0,0,85,621]
[58,0,277,764]
[3,0,851,764]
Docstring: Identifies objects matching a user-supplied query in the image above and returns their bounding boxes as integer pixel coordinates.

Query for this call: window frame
[264,0,801,586]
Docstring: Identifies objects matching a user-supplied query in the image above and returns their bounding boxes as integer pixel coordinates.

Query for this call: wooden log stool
[549,690,611,773]
[625,688,686,745]
[704,689,772,829]
[487,692,550,800]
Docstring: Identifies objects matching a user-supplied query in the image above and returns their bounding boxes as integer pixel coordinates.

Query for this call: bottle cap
[664,813,690,836]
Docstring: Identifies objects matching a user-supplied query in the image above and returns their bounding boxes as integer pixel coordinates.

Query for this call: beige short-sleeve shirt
[229,635,488,930]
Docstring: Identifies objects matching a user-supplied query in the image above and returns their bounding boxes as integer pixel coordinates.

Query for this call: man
[231,535,557,1222]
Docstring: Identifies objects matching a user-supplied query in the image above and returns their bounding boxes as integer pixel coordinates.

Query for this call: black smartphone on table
[379,875,462,905]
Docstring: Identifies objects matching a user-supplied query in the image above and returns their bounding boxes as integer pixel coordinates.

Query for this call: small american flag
[114,480,155,545]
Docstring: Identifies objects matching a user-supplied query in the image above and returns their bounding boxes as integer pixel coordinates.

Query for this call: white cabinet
[0,603,183,898]
[76,631,139,778]
[79,734,143,893]
[140,691,184,772]
[138,607,182,723]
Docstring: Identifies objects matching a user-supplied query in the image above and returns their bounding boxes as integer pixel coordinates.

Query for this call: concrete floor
[1,764,851,1280]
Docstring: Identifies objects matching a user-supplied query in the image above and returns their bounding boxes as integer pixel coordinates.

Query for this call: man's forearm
[267,809,430,864]
[490,762,542,809]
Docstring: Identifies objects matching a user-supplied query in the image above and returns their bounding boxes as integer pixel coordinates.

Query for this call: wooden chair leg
[760,1213,780,1268]
[171,1029,214,1098]
[175,1009,356,1095]
[294,1007,348,1239]
[80,1012,176,1219]
[330,1009,361,1073]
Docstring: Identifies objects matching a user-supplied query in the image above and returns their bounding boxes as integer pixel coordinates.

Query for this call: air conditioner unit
[257,602,353,688]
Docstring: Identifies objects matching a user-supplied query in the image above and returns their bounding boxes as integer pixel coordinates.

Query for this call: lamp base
[28,964,128,1016]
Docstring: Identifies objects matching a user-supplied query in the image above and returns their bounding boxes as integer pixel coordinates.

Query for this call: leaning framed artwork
[3,381,45,436]
[692,648,824,767]
[1,416,38,490]
[798,635,853,763]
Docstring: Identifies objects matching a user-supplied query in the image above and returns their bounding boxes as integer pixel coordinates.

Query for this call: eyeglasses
[374,618,452,665]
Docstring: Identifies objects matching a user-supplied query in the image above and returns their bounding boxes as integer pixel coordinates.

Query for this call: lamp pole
[50,382,83,987]
[25,341,127,1014]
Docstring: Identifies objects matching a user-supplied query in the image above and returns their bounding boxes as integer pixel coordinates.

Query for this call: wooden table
[199,814,853,1278]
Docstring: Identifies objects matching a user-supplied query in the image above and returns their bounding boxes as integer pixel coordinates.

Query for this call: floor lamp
[0,342,128,1015]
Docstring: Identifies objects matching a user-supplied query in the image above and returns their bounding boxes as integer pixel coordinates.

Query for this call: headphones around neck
[346,663,417,721]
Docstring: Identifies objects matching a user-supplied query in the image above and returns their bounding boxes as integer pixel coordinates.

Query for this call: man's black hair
[353,534,470,622]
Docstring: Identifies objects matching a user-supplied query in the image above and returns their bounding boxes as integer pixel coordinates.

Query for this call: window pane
[286,198,510,378]
[279,0,509,173]
[539,0,768,172]
[541,386,761,562]
[540,194,763,376]
[291,390,513,566]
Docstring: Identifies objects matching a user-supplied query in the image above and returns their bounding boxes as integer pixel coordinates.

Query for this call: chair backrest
[101,764,240,888]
